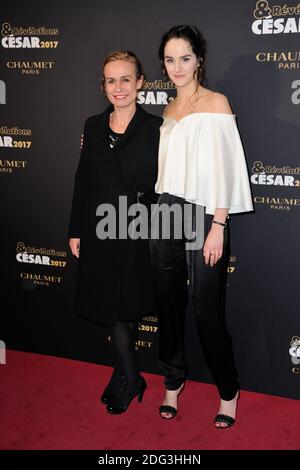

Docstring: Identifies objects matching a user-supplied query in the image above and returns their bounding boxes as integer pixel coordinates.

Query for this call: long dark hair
[159,25,207,84]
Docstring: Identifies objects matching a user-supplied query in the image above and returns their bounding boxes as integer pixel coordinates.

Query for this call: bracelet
[212,219,227,228]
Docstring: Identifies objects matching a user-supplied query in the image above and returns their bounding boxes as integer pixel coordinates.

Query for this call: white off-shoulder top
[155,113,253,215]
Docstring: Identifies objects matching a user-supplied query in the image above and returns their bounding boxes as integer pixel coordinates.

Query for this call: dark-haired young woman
[69,51,162,414]
[151,25,253,427]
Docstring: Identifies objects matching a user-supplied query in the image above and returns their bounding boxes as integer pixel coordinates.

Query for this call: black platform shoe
[106,375,147,414]
[100,368,125,405]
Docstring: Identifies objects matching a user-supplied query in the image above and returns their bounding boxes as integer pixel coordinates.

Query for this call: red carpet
[1,351,299,450]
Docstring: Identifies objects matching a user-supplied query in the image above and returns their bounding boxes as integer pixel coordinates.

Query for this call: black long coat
[68,104,163,325]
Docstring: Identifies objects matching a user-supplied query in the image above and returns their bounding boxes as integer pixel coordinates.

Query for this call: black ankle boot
[100,368,125,405]
[106,375,147,414]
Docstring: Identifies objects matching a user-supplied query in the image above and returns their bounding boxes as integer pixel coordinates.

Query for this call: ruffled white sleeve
[195,115,254,215]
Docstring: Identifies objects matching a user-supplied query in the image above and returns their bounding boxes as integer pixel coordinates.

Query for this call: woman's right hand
[69,238,80,258]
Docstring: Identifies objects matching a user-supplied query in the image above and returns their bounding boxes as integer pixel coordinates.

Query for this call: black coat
[69,104,163,325]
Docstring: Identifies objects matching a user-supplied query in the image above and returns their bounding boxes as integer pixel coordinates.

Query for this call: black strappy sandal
[159,383,185,419]
[159,404,178,419]
[214,413,235,428]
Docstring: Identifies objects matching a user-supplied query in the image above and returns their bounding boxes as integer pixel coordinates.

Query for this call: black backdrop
[1,0,300,399]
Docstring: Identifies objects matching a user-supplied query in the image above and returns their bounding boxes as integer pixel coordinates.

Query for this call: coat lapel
[115,103,147,148]
[100,103,147,194]
[103,103,147,150]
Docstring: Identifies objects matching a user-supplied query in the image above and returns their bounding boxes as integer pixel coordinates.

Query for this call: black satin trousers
[150,193,239,401]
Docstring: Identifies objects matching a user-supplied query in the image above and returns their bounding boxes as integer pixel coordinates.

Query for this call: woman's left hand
[203,225,224,267]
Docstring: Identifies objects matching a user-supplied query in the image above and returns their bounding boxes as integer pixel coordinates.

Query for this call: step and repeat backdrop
[1,0,299,399]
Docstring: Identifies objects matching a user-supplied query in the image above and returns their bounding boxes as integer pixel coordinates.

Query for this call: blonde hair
[101,50,144,94]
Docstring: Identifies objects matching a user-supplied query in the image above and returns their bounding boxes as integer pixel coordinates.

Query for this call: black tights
[112,320,140,383]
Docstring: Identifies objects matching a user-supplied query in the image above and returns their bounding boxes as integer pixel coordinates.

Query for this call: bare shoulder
[205,92,233,114]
